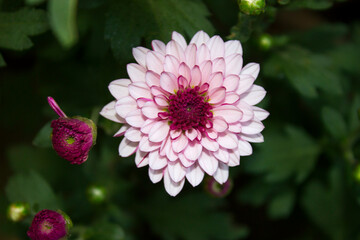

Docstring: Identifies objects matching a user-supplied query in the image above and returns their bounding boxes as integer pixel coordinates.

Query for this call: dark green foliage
[1,0,360,239]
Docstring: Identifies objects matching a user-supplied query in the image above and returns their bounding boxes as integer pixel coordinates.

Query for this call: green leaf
[26,0,46,5]
[268,189,295,219]
[0,52,6,67]
[264,45,343,98]
[49,0,78,48]
[143,193,247,240]
[246,126,320,183]
[5,170,60,211]
[146,0,215,40]
[0,8,48,50]
[349,94,360,132]
[105,0,154,62]
[301,167,356,240]
[86,221,125,240]
[322,107,347,139]
[33,121,53,148]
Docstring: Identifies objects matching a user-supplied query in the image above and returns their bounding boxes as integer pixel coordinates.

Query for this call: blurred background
[1,0,360,239]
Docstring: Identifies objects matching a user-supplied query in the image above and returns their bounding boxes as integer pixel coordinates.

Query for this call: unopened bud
[205,177,233,198]
[7,202,30,222]
[238,0,266,16]
[259,34,273,50]
[87,185,107,204]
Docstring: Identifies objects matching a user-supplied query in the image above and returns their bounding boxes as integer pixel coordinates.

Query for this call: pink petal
[109,79,131,99]
[172,134,188,153]
[217,132,238,149]
[189,30,210,47]
[127,63,146,82]
[237,74,255,95]
[213,117,228,132]
[228,122,242,133]
[168,161,186,182]
[200,136,219,152]
[160,136,178,161]
[113,125,129,137]
[139,136,161,152]
[170,129,182,139]
[149,168,163,183]
[238,139,252,156]
[119,138,138,157]
[223,75,240,92]
[140,119,156,134]
[163,55,180,76]
[198,150,218,175]
[178,153,195,167]
[213,147,230,163]
[152,40,166,53]
[200,60,212,84]
[213,57,225,74]
[207,35,225,59]
[135,149,149,168]
[213,105,243,123]
[145,71,160,87]
[136,98,151,108]
[132,47,150,67]
[125,109,146,128]
[166,40,185,62]
[154,95,168,107]
[149,151,168,170]
[148,120,170,142]
[160,72,178,93]
[178,63,191,83]
[151,86,168,96]
[125,127,142,142]
[164,168,185,196]
[190,65,202,87]
[115,96,137,118]
[213,162,229,184]
[228,150,240,167]
[241,62,260,79]
[142,101,162,119]
[172,31,187,50]
[209,87,226,104]
[225,53,243,76]
[196,43,211,65]
[253,106,269,121]
[224,40,243,57]
[186,163,205,187]
[128,82,152,100]
[185,44,197,68]
[177,76,189,89]
[241,120,264,135]
[208,72,224,92]
[241,133,264,143]
[224,93,240,104]
[100,101,123,123]
[206,128,218,139]
[237,101,254,122]
[240,85,266,105]
[184,141,202,161]
[185,128,197,141]
[146,51,165,74]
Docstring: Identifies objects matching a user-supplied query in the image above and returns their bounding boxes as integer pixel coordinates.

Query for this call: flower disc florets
[27,209,69,240]
[100,31,269,196]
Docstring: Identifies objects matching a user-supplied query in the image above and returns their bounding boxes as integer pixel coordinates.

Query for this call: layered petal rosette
[101,31,268,196]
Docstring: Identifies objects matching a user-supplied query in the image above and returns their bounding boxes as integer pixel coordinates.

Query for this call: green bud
[238,0,266,16]
[57,209,73,233]
[87,185,107,204]
[277,0,290,5]
[259,34,273,50]
[7,202,30,222]
[354,165,360,182]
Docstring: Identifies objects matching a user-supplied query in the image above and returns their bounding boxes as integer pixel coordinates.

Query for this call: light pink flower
[100,31,268,196]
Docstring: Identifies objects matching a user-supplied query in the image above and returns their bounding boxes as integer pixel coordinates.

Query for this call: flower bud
[7,202,30,222]
[87,185,107,204]
[259,34,273,50]
[277,0,290,5]
[354,164,360,183]
[238,0,266,15]
[205,177,233,198]
[27,209,72,240]
[48,97,97,165]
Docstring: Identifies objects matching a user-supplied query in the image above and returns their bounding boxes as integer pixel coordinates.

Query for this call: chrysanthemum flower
[100,31,268,196]
[48,97,96,164]
[27,209,72,240]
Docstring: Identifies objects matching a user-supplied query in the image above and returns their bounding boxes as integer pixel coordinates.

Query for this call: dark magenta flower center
[167,86,213,131]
